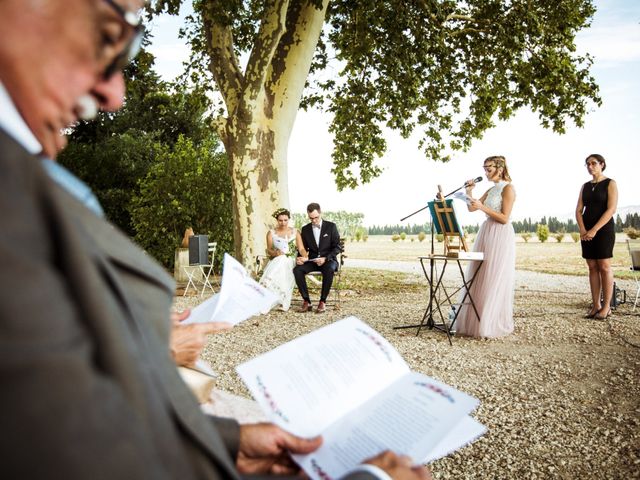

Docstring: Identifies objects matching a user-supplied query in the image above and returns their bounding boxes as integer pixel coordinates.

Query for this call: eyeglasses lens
[101,0,145,79]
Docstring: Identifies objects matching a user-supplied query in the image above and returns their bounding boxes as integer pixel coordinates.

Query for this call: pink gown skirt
[455,218,515,338]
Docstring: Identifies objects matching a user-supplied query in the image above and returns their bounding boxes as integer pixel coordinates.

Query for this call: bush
[571,232,580,243]
[418,231,426,242]
[624,227,640,239]
[536,224,549,243]
[410,237,415,242]
[521,232,532,243]
[436,234,444,243]
[131,136,233,270]
[400,232,407,241]
[391,234,400,242]
[554,232,565,243]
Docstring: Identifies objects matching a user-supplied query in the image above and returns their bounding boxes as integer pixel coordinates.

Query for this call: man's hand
[236,423,322,475]
[296,256,308,266]
[315,256,326,266]
[363,451,432,480]
[169,310,232,367]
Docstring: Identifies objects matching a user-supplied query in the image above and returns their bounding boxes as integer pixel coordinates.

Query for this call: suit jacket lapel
[57,183,174,294]
[50,182,240,477]
[305,223,318,250]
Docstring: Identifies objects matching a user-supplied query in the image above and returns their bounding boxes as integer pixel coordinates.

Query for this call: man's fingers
[199,322,233,334]
[280,431,323,454]
[171,309,191,324]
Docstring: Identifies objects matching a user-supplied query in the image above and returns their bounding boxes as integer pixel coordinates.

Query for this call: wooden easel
[431,186,469,256]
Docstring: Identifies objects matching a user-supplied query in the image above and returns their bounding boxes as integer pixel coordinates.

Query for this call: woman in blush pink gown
[455,155,516,338]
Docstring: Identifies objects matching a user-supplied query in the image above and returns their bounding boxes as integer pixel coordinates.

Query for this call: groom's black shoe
[316,301,326,313]
[297,300,312,313]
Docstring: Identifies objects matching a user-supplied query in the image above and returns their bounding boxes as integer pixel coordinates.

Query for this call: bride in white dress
[259,208,305,311]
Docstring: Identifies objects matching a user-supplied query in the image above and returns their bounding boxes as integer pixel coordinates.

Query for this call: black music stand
[394,196,483,345]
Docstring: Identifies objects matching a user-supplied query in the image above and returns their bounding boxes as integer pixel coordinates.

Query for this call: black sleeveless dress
[580,178,615,259]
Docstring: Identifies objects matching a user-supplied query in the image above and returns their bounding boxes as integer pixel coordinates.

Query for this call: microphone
[464,176,483,187]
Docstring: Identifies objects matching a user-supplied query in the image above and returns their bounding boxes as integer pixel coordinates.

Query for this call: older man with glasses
[0,1,431,479]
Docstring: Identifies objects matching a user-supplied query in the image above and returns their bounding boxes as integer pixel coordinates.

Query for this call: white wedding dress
[259,229,297,312]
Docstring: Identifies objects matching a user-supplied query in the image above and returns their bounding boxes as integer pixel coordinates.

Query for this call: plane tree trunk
[203,0,329,266]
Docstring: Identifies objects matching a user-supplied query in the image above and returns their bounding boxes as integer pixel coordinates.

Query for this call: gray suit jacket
[0,130,379,479]
[0,130,243,479]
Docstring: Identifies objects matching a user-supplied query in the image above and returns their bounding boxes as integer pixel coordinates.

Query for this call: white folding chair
[199,242,217,296]
[627,239,640,311]
[183,242,217,297]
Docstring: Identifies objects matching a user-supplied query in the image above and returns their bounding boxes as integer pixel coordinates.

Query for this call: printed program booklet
[237,316,486,480]
[183,253,278,378]
[184,252,278,327]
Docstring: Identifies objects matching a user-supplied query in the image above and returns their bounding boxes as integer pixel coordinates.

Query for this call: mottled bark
[203,0,329,266]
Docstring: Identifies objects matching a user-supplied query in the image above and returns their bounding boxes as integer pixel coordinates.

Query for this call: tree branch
[243,0,290,109]
[202,12,243,118]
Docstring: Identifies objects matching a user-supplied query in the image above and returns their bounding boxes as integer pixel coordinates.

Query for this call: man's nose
[91,73,126,112]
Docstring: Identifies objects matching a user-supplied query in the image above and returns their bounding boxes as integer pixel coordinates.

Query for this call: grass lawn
[345,234,635,279]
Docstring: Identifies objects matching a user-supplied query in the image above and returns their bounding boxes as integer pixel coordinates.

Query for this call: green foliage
[554,232,565,243]
[624,227,640,240]
[59,134,162,236]
[368,223,479,235]
[353,226,368,242]
[391,234,400,242]
[153,0,600,191]
[399,232,407,241]
[58,49,233,268]
[131,136,233,269]
[521,232,532,243]
[436,234,444,243]
[319,0,600,189]
[570,232,580,243]
[291,211,365,239]
[418,231,427,242]
[537,224,550,243]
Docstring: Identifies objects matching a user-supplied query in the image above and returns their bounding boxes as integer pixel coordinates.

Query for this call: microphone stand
[395,186,447,335]
[400,181,468,223]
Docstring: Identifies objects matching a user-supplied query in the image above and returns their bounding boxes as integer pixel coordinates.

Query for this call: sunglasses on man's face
[102,0,145,79]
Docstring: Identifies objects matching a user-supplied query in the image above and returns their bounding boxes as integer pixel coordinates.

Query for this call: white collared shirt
[0,81,42,154]
[312,219,323,246]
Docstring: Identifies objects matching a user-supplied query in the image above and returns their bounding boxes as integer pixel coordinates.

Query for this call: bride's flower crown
[272,207,290,219]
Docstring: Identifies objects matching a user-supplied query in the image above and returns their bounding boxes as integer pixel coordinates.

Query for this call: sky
[147,1,639,227]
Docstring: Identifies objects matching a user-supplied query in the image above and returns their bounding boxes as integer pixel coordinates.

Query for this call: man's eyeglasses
[102,0,145,79]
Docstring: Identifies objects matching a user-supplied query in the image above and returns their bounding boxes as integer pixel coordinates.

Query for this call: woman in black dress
[575,154,618,320]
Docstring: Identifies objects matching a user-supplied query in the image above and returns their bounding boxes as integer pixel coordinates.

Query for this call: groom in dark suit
[294,203,342,313]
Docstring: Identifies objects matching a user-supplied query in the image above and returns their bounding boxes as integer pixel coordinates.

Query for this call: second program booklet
[236,316,485,480]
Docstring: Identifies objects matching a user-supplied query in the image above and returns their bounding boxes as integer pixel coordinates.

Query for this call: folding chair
[627,239,640,311]
[183,242,217,297]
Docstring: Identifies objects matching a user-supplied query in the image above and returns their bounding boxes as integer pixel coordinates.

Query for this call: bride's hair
[485,155,512,182]
[272,207,290,219]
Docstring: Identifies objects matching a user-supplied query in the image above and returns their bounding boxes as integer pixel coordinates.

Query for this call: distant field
[345,234,635,278]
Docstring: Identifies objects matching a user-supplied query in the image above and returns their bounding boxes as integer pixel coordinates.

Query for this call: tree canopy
[153,0,600,190]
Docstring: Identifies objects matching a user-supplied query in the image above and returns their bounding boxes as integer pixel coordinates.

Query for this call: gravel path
[174,262,640,479]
